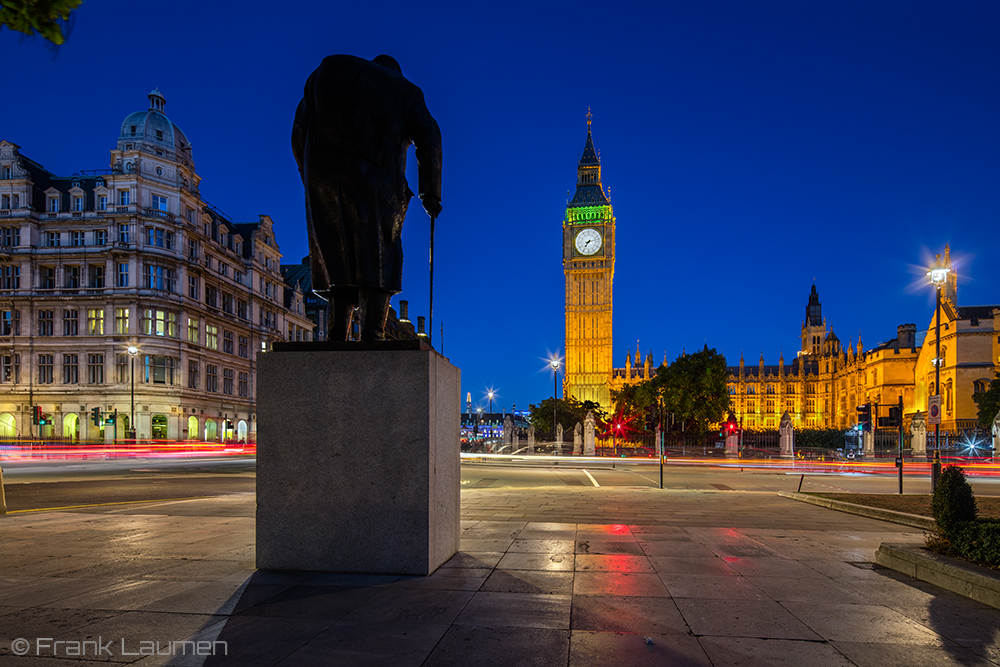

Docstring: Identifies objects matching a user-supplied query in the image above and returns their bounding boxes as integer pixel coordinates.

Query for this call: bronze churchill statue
[292,54,442,341]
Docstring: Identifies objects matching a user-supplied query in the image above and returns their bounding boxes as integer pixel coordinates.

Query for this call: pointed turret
[570,109,610,206]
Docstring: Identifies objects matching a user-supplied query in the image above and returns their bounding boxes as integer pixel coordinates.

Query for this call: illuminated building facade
[726,250,999,431]
[562,113,616,410]
[559,119,999,431]
[0,90,314,442]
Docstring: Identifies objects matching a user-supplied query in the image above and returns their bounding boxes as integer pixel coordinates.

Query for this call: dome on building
[117,89,192,154]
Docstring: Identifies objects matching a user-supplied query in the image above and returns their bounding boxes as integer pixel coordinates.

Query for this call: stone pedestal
[910,412,927,458]
[573,423,582,455]
[554,424,563,455]
[725,433,739,457]
[256,340,460,576]
[863,430,875,456]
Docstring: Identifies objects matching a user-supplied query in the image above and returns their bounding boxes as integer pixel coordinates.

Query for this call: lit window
[87,309,104,335]
[141,309,178,337]
[115,307,129,334]
[206,324,218,350]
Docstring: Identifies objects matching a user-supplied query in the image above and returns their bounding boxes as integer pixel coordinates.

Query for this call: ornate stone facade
[0,90,314,442]
[726,250,999,431]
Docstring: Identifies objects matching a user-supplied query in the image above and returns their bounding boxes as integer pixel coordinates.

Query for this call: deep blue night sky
[3,1,998,413]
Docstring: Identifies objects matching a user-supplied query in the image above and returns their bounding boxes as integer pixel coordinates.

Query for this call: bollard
[0,463,7,514]
[931,450,942,492]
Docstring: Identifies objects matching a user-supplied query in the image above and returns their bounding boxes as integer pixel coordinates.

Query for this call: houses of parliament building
[562,118,999,431]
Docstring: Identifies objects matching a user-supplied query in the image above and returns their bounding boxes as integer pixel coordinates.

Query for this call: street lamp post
[487,390,494,452]
[127,345,138,441]
[550,359,560,446]
[928,257,950,489]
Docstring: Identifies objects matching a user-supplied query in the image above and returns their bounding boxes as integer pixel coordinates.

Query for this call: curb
[778,491,936,530]
[876,543,1000,609]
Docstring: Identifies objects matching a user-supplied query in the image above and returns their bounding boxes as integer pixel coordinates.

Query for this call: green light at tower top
[565,205,613,225]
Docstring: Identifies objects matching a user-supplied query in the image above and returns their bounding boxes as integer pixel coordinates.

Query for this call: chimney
[398,300,410,322]
[417,316,427,337]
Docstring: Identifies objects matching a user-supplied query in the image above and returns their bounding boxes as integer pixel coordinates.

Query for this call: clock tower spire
[563,110,615,412]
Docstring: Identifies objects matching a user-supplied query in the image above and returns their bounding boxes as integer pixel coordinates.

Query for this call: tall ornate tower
[563,112,615,410]
[800,285,827,356]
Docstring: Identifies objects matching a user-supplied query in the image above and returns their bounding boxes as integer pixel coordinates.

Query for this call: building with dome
[0,90,314,442]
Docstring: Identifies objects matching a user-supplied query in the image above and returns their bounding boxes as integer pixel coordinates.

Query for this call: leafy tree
[528,397,606,440]
[608,344,731,434]
[1,0,82,45]
[658,344,731,432]
[973,372,1000,429]
[609,381,660,431]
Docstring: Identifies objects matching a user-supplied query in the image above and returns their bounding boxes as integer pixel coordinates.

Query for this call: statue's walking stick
[428,213,436,347]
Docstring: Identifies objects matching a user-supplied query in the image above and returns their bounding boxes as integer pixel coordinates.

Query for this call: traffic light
[91,407,102,426]
[856,403,872,432]
[887,406,902,428]
[32,405,41,425]
[105,409,117,425]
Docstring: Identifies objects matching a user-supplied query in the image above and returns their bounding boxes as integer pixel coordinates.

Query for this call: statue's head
[372,55,402,74]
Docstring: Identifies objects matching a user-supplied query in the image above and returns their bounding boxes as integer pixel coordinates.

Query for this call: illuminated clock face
[575,228,602,256]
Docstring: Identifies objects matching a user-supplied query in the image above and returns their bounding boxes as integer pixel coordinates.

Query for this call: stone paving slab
[0,488,997,665]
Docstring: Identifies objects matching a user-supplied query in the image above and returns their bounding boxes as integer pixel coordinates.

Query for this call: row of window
[10,352,249,396]
[1,262,257,298]
[730,384,794,395]
[1,307,252,356]
[186,361,249,396]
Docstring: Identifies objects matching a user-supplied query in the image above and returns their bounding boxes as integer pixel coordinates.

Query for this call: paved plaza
[0,487,998,665]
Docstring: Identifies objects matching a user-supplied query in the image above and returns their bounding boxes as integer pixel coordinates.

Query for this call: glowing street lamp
[927,255,950,488]
[550,357,561,446]
[486,390,495,445]
[127,344,138,440]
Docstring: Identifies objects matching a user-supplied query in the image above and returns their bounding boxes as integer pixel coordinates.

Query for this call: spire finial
[586,107,592,128]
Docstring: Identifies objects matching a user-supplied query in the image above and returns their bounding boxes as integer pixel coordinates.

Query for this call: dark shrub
[954,519,1000,568]
[931,465,978,540]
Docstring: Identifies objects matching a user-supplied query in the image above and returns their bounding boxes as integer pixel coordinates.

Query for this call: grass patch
[805,493,1000,520]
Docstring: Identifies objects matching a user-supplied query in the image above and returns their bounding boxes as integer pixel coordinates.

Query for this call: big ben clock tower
[563,111,615,411]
